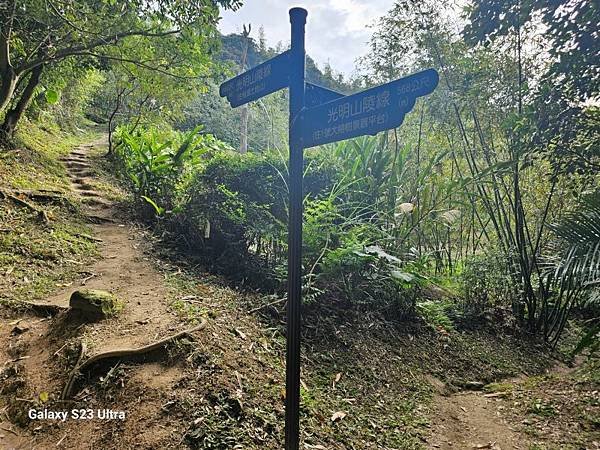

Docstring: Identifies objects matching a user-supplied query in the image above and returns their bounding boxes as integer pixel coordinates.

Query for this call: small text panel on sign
[298,69,439,148]
[220,50,291,108]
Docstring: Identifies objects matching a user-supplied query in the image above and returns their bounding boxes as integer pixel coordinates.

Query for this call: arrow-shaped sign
[298,69,439,148]
[220,50,291,108]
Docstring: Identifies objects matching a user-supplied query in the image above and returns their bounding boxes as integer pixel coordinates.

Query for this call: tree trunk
[239,106,248,153]
[107,104,119,156]
[0,66,17,114]
[1,0,18,114]
[106,86,127,156]
[238,24,251,154]
[1,65,43,139]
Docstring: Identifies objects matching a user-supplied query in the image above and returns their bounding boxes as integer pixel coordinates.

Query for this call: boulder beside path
[69,289,123,320]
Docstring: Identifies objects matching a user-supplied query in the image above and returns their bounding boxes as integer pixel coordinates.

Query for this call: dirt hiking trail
[42,137,179,353]
[427,359,597,450]
[0,138,205,449]
[428,387,524,449]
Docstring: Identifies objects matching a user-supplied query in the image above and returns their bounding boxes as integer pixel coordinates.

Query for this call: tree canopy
[0,0,241,137]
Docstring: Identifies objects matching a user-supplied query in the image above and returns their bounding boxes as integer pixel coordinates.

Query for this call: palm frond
[549,189,600,292]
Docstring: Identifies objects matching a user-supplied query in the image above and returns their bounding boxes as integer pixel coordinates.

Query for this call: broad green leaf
[141,195,165,216]
[390,270,415,282]
[45,89,60,104]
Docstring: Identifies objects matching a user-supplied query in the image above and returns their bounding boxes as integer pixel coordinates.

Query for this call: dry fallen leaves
[331,411,347,422]
[234,328,247,340]
[333,372,343,388]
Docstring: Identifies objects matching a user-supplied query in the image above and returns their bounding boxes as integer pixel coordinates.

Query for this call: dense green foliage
[2,0,597,348]
[461,251,516,314]
[0,0,242,138]
[113,125,233,218]
[548,191,600,351]
[108,0,598,345]
[114,131,451,319]
[352,0,599,344]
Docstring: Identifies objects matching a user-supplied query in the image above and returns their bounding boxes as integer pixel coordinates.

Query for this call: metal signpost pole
[219,10,437,447]
[285,7,306,450]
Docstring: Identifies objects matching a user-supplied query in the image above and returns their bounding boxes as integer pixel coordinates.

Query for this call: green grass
[0,118,102,305]
[165,272,217,322]
[416,299,455,331]
[1,118,101,192]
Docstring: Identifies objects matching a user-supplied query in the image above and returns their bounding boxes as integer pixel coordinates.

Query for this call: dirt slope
[0,137,291,449]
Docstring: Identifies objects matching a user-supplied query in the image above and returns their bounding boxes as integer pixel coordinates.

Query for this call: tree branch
[16,28,180,74]
[47,0,106,38]
[130,94,152,132]
[68,51,199,80]
[0,0,17,72]
[23,32,52,64]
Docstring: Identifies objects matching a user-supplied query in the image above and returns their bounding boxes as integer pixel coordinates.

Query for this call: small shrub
[182,151,287,283]
[416,300,455,332]
[317,240,422,318]
[181,150,340,286]
[572,322,599,358]
[528,399,556,417]
[461,251,516,314]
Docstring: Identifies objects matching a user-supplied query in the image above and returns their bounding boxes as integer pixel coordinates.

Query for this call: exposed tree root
[73,232,103,243]
[0,190,51,223]
[7,188,66,202]
[0,300,68,317]
[61,341,87,401]
[61,319,207,400]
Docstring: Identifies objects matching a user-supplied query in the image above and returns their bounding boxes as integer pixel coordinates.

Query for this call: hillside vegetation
[0,0,598,449]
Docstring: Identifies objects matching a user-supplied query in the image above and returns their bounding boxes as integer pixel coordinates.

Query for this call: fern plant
[550,190,600,294]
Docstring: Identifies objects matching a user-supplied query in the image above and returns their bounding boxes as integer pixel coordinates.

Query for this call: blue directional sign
[219,50,291,107]
[304,82,345,108]
[298,69,439,148]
